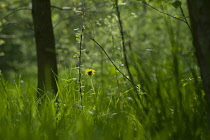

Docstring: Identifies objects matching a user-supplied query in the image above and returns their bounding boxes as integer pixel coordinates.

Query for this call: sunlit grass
[0,58,208,140]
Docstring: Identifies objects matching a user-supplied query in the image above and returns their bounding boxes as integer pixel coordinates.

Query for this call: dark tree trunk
[32,0,58,99]
[187,0,210,132]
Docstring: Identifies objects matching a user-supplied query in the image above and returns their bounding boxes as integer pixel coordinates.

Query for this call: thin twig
[141,1,192,34]
[179,6,192,32]
[84,32,149,94]
[114,0,136,92]
[78,0,86,108]
[78,27,84,106]
[1,7,31,21]
[141,1,185,22]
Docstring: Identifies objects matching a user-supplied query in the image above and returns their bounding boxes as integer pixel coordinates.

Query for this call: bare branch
[114,0,136,93]
[1,7,31,21]
[179,6,192,31]
[141,1,185,22]
[84,32,149,94]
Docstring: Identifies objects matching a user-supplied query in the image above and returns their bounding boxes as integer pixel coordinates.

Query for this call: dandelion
[85,69,96,94]
[85,69,95,76]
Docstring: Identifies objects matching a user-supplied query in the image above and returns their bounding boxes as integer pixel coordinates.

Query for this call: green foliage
[172,1,182,9]
[0,0,209,139]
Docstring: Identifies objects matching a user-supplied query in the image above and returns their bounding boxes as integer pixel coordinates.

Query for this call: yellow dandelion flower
[85,69,95,76]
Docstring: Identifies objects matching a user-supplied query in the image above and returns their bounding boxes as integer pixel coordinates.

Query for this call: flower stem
[90,77,95,94]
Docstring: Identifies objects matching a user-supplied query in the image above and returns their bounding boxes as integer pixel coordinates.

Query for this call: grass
[0,54,208,140]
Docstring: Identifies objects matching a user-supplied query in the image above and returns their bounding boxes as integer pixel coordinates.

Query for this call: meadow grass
[0,56,208,140]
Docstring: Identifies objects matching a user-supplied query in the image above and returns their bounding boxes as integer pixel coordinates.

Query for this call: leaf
[172,1,182,9]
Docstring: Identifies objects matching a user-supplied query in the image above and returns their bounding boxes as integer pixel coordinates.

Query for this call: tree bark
[32,0,58,99]
[187,0,210,132]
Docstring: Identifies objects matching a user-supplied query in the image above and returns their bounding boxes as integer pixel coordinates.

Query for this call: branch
[114,0,136,92]
[141,1,192,32]
[84,32,149,94]
[179,6,192,31]
[1,7,31,21]
[78,0,86,108]
[141,1,185,22]
[0,5,78,22]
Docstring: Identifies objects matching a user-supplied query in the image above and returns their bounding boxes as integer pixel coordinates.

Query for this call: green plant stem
[78,0,86,108]
[78,27,84,102]
[90,77,95,95]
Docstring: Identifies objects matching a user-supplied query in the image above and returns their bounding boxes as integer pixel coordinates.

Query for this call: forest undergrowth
[0,48,208,140]
[0,0,209,140]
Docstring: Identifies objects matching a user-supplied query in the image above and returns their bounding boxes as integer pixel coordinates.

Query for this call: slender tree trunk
[32,0,58,99]
[187,0,210,133]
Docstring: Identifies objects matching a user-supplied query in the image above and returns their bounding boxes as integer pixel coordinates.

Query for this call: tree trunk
[32,0,58,99]
[187,0,210,132]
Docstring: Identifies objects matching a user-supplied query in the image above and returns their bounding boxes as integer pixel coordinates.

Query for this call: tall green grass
[0,55,208,140]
